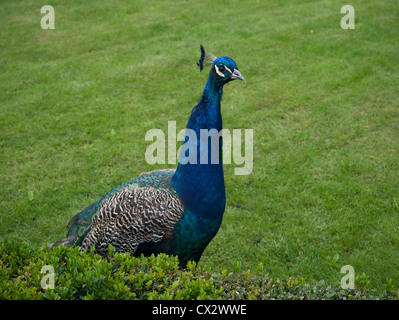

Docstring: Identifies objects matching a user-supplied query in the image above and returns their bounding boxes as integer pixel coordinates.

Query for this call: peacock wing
[80,183,184,256]
[50,169,182,251]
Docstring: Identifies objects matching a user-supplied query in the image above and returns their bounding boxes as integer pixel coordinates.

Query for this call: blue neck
[171,76,226,216]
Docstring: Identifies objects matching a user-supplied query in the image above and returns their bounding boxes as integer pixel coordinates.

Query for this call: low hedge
[0,240,397,300]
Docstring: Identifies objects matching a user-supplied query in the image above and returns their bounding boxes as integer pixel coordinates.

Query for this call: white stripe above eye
[224,66,233,74]
[215,64,233,77]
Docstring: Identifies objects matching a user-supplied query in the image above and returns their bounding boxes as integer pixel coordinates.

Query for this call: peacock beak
[231,69,246,82]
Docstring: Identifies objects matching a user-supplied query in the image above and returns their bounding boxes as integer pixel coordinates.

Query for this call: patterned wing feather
[50,169,185,256]
[81,183,184,256]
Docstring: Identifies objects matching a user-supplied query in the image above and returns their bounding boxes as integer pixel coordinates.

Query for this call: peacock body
[51,46,246,266]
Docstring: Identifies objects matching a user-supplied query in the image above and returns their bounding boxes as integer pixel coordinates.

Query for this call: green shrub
[0,240,398,300]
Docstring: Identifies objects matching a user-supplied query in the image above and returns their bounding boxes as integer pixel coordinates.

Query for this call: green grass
[1,0,398,293]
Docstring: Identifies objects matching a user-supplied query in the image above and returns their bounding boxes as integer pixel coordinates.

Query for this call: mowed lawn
[1,0,398,292]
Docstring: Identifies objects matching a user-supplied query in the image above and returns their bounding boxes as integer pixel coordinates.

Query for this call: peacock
[50,45,246,266]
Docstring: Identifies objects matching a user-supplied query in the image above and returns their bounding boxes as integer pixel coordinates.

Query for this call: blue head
[197,45,246,88]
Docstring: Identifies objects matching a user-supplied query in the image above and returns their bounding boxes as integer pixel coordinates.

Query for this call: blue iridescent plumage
[50,46,246,266]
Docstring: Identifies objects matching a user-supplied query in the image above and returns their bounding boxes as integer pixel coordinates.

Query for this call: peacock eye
[218,65,226,72]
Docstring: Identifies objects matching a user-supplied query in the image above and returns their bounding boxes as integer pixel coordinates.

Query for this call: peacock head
[197,45,246,86]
